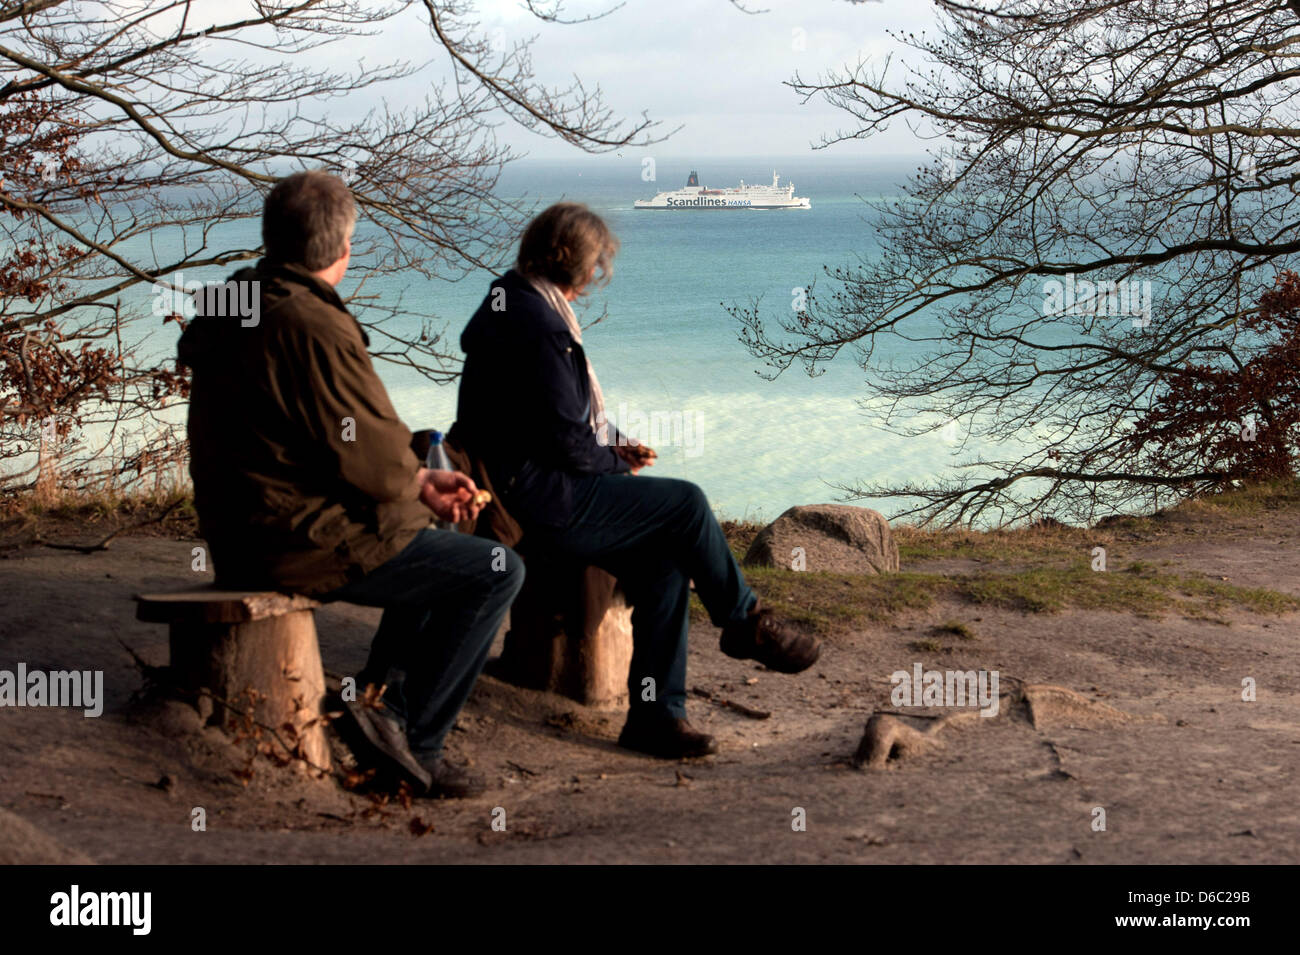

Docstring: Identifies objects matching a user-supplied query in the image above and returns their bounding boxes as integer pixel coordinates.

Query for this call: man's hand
[614,441,657,475]
[417,467,485,524]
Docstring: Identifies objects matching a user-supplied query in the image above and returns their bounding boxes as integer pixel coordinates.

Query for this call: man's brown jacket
[177,258,430,595]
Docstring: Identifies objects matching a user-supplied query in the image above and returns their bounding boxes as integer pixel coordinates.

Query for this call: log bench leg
[568,583,633,707]
[168,610,331,772]
[496,563,633,709]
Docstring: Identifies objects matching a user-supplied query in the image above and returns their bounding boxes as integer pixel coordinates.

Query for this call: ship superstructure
[634,170,810,210]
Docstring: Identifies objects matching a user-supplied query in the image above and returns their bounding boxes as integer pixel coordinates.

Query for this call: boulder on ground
[743,504,899,575]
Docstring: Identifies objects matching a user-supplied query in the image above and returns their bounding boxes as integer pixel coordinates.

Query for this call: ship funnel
[686,170,699,187]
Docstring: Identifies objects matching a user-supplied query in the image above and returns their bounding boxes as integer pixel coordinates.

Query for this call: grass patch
[689,567,944,634]
[719,519,763,563]
[0,491,196,547]
[712,492,1300,635]
[892,522,1102,565]
[908,638,945,653]
[693,561,1300,635]
[934,619,978,640]
[954,561,1298,620]
[1165,478,1300,517]
[866,480,1300,568]
[1,485,193,519]
[741,567,946,632]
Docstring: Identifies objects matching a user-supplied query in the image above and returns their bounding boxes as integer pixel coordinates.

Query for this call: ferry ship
[634,170,811,210]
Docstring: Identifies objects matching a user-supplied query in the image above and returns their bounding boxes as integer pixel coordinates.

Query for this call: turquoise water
[124,155,1006,522]
[367,155,986,522]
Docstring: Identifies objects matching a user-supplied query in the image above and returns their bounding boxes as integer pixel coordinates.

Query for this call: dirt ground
[0,503,1297,864]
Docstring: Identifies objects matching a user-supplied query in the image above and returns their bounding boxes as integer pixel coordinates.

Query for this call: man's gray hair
[262,170,356,270]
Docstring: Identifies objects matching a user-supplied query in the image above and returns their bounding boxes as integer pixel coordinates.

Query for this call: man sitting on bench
[177,170,524,798]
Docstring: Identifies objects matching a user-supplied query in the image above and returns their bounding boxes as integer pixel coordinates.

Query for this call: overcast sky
[335,0,936,160]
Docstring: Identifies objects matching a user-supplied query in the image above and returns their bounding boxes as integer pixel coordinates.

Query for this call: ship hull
[635,170,810,210]
[633,199,811,210]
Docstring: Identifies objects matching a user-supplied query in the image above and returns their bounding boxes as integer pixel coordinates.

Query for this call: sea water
[74,154,1017,522]
[371,154,997,522]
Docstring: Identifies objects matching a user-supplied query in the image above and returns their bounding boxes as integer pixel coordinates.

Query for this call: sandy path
[0,519,1296,864]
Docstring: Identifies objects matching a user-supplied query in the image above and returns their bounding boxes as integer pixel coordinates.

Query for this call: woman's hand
[417,467,485,523]
[614,441,657,475]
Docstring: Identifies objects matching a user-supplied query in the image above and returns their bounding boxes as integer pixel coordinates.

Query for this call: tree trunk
[137,591,330,774]
[494,563,633,708]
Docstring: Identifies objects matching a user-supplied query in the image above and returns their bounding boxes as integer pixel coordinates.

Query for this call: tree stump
[135,589,330,773]
[493,562,633,708]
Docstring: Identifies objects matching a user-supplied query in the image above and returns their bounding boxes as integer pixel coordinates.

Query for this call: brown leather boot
[338,690,433,794]
[418,756,488,799]
[618,715,718,759]
[719,601,822,673]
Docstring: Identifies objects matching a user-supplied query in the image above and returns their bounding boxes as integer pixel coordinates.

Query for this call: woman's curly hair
[516,202,619,293]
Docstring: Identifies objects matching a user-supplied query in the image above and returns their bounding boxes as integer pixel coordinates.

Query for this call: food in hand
[472,489,492,506]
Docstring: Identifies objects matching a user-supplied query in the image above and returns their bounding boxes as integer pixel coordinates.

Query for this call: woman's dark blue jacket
[454,269,629,527]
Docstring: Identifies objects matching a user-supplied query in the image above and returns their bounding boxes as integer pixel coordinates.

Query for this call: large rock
[743,504,899,574]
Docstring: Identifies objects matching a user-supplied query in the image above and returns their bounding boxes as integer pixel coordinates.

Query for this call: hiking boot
[418,756,488,799]
[719,602,821,674]
[618,714,718,759]
[338,690,432,794]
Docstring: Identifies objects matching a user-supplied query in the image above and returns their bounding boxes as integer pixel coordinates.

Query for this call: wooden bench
[135,589,330,772]
[492,562,633,708]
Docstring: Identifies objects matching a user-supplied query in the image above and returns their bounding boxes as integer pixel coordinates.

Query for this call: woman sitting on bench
[451,203,822,759]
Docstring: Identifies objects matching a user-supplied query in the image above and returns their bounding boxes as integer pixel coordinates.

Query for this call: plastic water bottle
[425,430,455,532]
[426,429,452,471]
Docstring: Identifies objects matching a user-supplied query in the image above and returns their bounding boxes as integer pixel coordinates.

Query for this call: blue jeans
[319,529,524,759]
[520,474,756,723]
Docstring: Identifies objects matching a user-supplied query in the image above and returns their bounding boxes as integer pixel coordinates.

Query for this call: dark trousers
[521,474,756,722]
[319,529,524,759]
